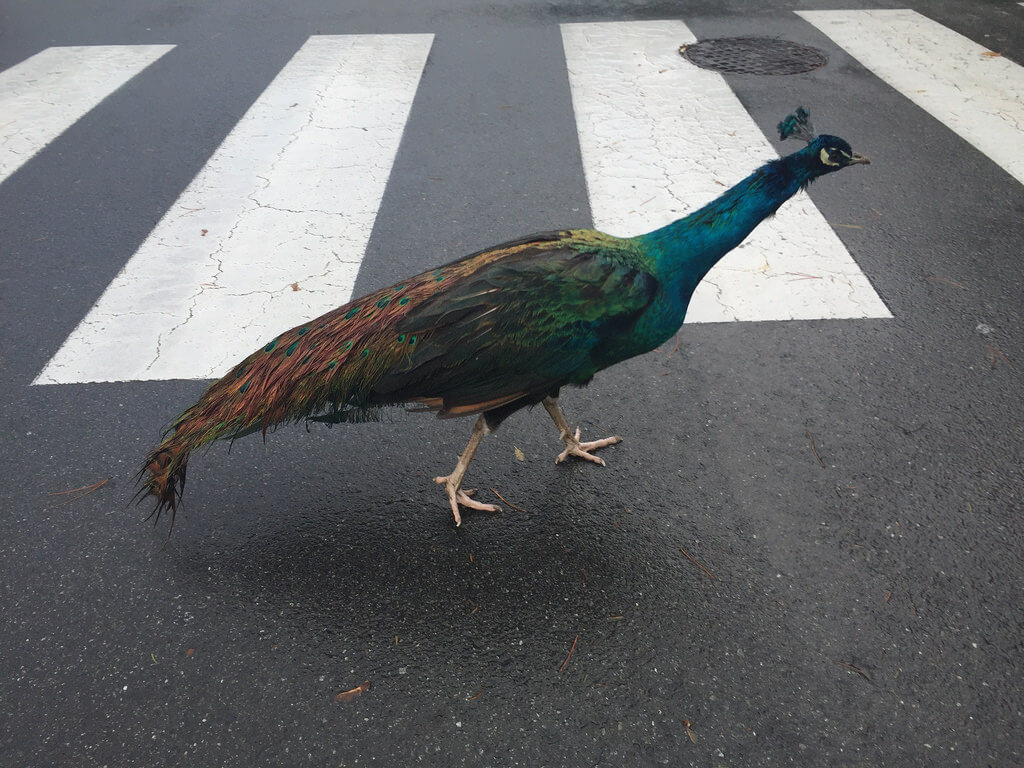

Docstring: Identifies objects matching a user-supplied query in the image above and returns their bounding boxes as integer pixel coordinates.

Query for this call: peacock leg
[542,396,622,466]
[434,414,502,526]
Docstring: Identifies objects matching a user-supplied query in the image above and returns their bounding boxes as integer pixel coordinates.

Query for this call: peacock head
[777,107,869,177]
[805,135,870,174]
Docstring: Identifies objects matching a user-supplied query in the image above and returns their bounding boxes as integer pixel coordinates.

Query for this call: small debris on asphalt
[489,487,526,512]
[985,344,1010,367]
[834,660,871,681]
[558,635,579,673]
[805,429,825,467]
[682,719,698,743]
[47,477,110,506]
[664,332,680,357]
[926,275,966,289]
[679,546,715,580]
[335,681,371,702]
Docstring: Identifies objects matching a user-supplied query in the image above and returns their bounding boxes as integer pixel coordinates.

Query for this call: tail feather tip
[137,444,188,537]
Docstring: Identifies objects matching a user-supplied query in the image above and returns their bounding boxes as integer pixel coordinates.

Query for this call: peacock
[140,107,868,530]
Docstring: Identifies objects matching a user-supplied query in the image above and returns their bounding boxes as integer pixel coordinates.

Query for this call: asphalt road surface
[1,0,1022,765]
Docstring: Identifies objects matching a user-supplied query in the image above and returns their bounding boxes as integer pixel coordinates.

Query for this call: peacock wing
[371,238,658,415]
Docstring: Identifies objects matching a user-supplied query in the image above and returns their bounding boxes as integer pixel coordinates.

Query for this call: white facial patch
[820,148,840,166]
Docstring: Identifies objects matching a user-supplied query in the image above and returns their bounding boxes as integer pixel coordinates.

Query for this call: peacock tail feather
[140,229,619,523]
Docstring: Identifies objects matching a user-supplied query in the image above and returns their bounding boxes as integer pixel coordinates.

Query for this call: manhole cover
[680,37,827,75]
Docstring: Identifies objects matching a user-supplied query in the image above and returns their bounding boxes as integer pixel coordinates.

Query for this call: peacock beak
[848,152,870,165]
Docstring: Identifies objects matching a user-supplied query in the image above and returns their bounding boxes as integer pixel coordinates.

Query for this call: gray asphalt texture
[1,0,1022,765]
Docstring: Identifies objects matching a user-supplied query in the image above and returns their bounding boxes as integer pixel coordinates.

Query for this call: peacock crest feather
[777,106,816,143]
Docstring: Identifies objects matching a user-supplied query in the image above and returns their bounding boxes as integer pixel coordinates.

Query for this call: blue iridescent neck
[637,148,818,283]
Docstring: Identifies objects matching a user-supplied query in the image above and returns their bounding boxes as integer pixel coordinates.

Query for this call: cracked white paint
[36,34,433,384]
[0,45,174,186]
[560,20,891,324]
[799,9,1024,185]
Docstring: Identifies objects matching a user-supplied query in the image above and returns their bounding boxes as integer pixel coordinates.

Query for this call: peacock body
[141,109,869,529]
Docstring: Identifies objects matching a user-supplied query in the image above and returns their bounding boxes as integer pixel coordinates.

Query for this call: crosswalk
[0,45,174,186]
[562,20,890,325]
[799,10,1024,186]
[5,11,1019,385]
[36,34,433,383]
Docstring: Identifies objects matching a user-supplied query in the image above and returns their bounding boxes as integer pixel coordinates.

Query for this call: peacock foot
[434,477,502,526]
[555,427,622,466]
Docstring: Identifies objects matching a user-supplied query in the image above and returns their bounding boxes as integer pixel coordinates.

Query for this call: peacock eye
[819,147,840,167]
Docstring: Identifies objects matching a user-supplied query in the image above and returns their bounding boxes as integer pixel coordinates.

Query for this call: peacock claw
[556,427,622,466]
[434,476,502,526]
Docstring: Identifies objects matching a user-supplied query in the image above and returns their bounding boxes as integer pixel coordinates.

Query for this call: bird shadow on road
[158,455,754,689]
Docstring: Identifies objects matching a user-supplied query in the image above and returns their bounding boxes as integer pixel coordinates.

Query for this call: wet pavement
[1,0,1021,765]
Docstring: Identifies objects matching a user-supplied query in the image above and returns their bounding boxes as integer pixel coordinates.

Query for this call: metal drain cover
[680,37,827,75]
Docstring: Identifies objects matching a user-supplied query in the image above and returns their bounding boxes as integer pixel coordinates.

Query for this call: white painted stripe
[799,9,1024,185]
[560,20,891,324]
[37,34,433,384]
[0,45,174,186]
